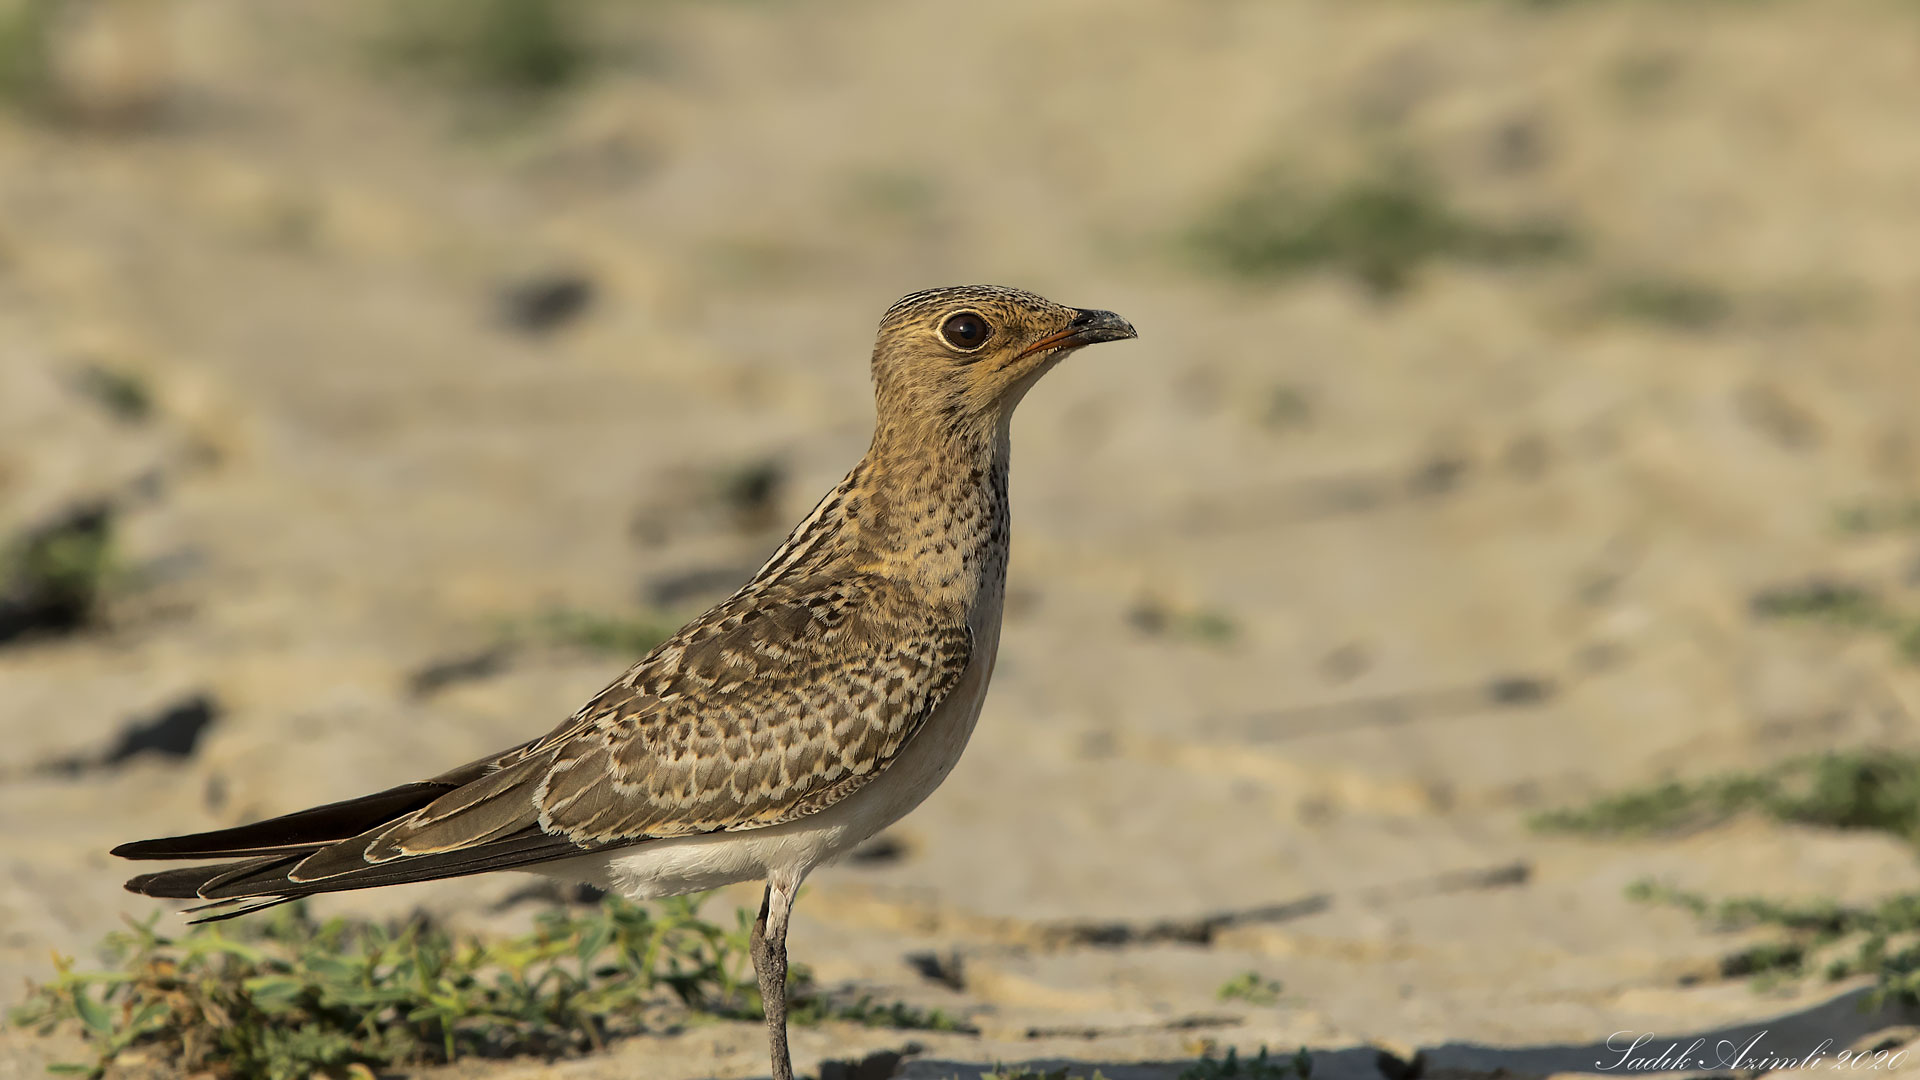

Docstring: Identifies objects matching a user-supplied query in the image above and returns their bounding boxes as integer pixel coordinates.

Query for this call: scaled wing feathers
[531,574,972,843]
[120,571,973,902]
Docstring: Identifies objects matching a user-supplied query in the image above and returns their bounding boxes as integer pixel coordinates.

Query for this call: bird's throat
[855,420,1011,609]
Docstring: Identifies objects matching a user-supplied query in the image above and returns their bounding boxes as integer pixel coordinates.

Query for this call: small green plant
[1129,597,1238,645]
[11,894,959,1079]
[0,0,54,108]
[1260,386,1312,432]
[1595,274,1730,331]
[1529,774,1768,836]
[1530,750,1920,844]
[0,504,116,643]
[1750,582,1920,663]
[1555,749,1920,1006]
[1180,1046,1314,1080]
[1216,970,1283,1006]
[528,608,678,656]
[73,365,153,423]
[1627,880,1920,1006]
[1751,580,1883,624]
[379,0,590,97]
[1834,499,1920,535]
[1188,163,1571,297]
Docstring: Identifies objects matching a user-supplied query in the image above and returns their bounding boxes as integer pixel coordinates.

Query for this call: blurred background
[4,0,1920,1075]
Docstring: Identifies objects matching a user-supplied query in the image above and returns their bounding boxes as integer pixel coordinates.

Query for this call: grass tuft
[379,0,590,98]
[1188,163,1572,297]
[0,503,116,645]
[0,0,54,109]
[72,365,153,423]
[1571,499,1920,1009]
[11,895,964,1079]
[1129,597,1239,645]
[1833,499,1920,535]
[1529,750,1920,844]
[1595,274,1731,331]
[1749,581,1920,663]
[1216,971,1283,1006]
[1628,880,1920,1006]
[1260,386,1313,433]
[1552,747,1920,1006]
[526,608,678,656]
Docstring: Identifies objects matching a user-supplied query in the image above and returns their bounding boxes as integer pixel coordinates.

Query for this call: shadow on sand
[882,987,1914,1080]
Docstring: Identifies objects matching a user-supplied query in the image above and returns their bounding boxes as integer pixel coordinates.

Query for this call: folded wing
[114,572,971,916]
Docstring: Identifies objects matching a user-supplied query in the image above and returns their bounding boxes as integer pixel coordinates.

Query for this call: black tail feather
[111,782,456,861]
[125,860,282,898]
[122,830,608,906]
[186,896,305,924]
[191,895,307,922]
[113,743,611,916]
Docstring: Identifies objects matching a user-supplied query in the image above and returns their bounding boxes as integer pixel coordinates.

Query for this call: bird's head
[869,285,1136,439]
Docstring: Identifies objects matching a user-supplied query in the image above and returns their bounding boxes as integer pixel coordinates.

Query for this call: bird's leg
[749,878,797,1080]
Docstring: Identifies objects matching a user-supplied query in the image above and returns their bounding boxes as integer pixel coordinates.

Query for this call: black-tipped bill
[1017,307,1138,358]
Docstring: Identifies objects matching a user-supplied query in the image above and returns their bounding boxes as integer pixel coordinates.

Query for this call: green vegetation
[10,895,968,1080]
[1834,499,1920,535]
[1260,386,1313,433]
[1595,274,1731,331]
[1530,750,1920,843]
[525,608,679,656]
[1547,488,1920,1007]
[1216,970,1284,1006]
[1627,880,1920,1006]
[73,365,154,423]
[1188,163,1572,297]
[0,505,116,643]
[1181,1046,1314,1080]
[379,0,591,97]
[1541,750,1920,1005]
[1129,597,1239,645]
[1749,581,1920,663]
[0,0,53,108]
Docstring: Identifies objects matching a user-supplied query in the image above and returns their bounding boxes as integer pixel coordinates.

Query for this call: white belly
[536,606,1003,900]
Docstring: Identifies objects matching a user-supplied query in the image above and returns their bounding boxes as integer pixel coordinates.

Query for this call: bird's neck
[755,415,1012,612]
[866,416,1012,598]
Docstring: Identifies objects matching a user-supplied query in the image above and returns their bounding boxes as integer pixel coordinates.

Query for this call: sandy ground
[6,0,1920,1076]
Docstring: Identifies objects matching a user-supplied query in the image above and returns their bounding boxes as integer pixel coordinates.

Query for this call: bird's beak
[1017,308,1138,359]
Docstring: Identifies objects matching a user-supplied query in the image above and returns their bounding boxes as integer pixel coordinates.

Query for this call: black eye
[940,312,992,351]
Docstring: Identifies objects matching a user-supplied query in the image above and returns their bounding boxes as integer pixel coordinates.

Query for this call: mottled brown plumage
[112,285,1137,1080]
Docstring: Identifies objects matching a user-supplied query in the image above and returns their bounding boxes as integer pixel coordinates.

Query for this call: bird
[111,284,1137,1080]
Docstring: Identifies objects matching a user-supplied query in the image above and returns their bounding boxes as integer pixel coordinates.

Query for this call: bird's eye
[940,312,992,352]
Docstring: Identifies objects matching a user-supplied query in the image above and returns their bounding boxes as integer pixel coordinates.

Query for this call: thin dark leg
[749,880,795,1080]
